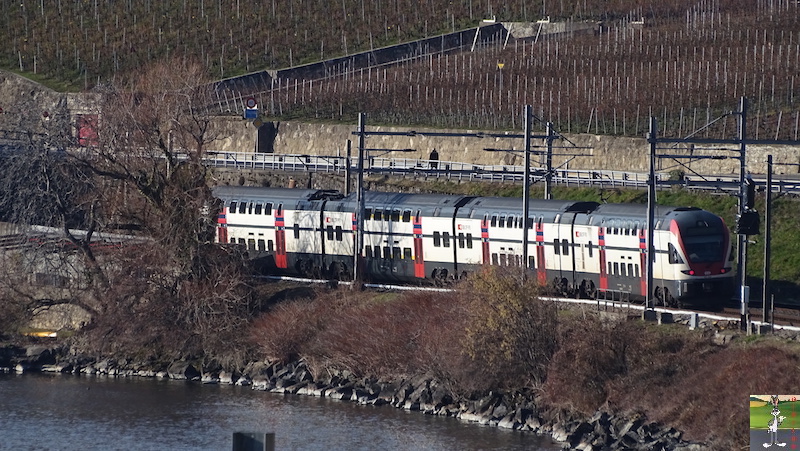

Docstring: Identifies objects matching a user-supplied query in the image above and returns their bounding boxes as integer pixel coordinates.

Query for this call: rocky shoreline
[1,343,708,451]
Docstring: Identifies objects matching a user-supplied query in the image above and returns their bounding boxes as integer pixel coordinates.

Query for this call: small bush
[459,267,558,390]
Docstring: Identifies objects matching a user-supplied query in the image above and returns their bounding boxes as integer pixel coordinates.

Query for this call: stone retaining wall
[213,119,800,176]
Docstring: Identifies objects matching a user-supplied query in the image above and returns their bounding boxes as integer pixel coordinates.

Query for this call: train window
[499,254,507,266]
[268,240,274,252]
[335,226,343,241]
[634,264,640,278]
[491,215,498,227]
[492,253,499,265]
[608,262,613,275]
[621,263,627,277]
[528,256,535,269]
[443,232,451,247]
[239,202,247,214]
[628,263,634,278]
[527,217,534,229]
[416,210,422,223]
[402,210,411,222]
[562,239,569,256]
[265,203,273,215]
[229,201,238,213]
[254,203,263,215]
[393,247,401,259]
[391,210,400,222]
[364,208,373,220]
[277,204,283,215]
[553,239,560,255]
[507,215,514,228]
[466,233,473,249]
[613,262,619,275]
[383,246,391,259]
[326,226,334,240]
[257,239,266,251]
[517,255,523,266]
[248,203,254,214]
[433,232,441,247]
[538,217,544,229]
[230,237,236,244]
[238,238,246,245]
[404,248,412,260]
[374,209,383,221]
[374,246,381,258]
[295,224,301,239]
[668,243,684,264]
[365,246,373,258]
[385,211,391,221]
[248,239,256,251]
[458,233,465,248]
[499,215,506,228]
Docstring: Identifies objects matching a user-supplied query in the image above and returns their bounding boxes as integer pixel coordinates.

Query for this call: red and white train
[214,186,734,306]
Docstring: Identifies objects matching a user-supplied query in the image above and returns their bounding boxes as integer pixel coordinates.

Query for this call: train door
[573,226,590,273]
[274,203,287,268]
[572,222,597,296]
[553,213,575,290]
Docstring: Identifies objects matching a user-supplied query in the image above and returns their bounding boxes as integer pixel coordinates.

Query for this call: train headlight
[681,270,696,276]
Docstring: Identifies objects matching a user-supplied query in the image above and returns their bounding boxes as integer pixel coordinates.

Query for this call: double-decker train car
[214,186,734,306]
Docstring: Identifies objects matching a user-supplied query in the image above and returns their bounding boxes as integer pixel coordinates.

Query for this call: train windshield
[683,231,725,263]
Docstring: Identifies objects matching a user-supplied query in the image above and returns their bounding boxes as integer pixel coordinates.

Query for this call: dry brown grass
[248,276,800,450]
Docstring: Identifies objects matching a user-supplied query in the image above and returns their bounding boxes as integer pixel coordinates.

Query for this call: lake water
[0,373,560,450]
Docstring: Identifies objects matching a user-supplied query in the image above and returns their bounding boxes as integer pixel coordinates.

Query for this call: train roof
[460,196,600,217]
[592,203,713,220]
[213,186,343,204]
[362,191,468,207]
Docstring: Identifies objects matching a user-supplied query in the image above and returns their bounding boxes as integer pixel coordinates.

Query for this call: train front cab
[654,209,734,305]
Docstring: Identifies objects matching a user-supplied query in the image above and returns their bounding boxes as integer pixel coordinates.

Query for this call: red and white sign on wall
[76,114,99,147]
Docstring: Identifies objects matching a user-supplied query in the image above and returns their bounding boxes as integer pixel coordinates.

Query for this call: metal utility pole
[345,139,352,196]
[646,117,657,310]
[737,97,749,331]
[353,113,366,284]
[762,154,773,325]
[544,122,555,200]
[522,105,532,279]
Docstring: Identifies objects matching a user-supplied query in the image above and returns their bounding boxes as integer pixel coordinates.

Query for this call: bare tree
[0,62,256,367]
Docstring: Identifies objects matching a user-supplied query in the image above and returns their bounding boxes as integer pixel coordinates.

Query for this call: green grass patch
[750,401,800,429]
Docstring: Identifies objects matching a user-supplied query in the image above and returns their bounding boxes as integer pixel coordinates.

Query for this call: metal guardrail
[205,151,658,188]
[204,151,800,194]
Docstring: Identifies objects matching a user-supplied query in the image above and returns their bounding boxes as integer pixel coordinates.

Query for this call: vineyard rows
[239,0,800,138]
[2,0,800,137]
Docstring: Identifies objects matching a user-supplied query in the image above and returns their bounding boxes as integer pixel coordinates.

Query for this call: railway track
[721,306,800,327]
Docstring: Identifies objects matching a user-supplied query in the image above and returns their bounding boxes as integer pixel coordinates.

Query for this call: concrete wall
[212,118,800,176]
[0,71,68,145]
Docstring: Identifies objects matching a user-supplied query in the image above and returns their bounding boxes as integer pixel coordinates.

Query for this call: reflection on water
[0,373,559,450]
